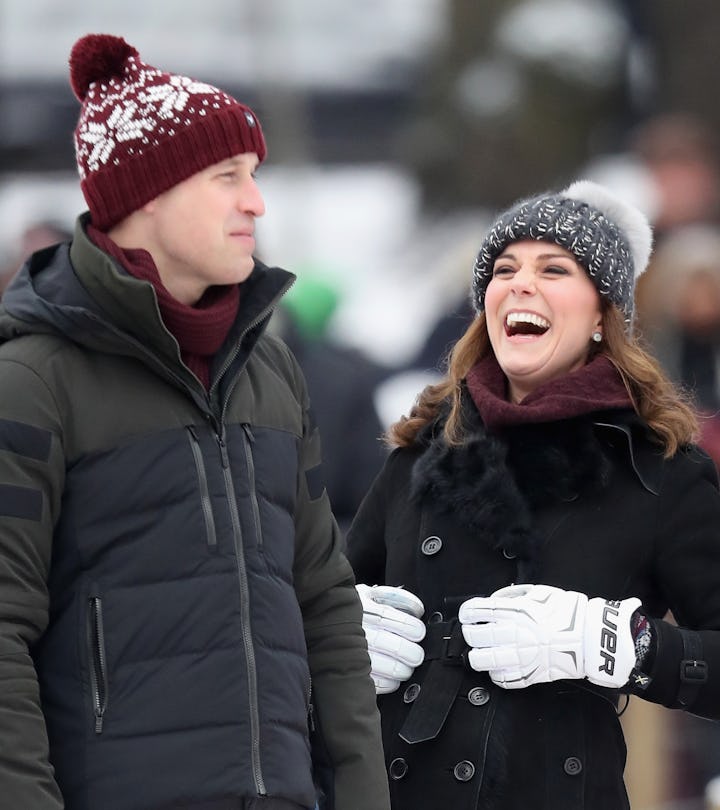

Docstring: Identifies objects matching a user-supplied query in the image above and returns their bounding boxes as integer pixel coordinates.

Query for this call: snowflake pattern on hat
[75,55,243,178]
[70,34,265,229]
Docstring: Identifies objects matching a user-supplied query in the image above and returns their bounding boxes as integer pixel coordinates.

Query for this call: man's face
[143,153,265,304]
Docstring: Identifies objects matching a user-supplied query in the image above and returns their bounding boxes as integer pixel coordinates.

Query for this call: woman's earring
[592,331,602,343]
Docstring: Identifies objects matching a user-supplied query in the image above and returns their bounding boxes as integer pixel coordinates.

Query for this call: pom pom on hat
[562,180,653,281]
[69,32,267,230]
[69,34,139,101]
[471,179,654,330]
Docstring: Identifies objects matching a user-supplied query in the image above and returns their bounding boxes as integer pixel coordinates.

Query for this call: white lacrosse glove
[459,584,641,690]
[356,584,426,695]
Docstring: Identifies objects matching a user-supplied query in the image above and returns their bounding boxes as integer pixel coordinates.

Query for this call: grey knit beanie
[472,180,653,329]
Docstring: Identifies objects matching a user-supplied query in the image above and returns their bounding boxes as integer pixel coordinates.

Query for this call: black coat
[346,402,720,810]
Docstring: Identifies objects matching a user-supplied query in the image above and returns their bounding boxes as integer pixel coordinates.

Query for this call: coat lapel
[410,396,612,571]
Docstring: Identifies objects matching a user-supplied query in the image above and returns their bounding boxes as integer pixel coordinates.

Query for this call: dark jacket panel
[0,218,389,810]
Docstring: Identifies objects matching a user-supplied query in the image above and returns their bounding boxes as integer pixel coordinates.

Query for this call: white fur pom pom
[562,180,653,278]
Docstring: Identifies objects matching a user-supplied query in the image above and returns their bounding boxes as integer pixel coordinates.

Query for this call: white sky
[0,0,447,90]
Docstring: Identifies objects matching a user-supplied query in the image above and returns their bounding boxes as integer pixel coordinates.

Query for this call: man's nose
[239,179,265,217]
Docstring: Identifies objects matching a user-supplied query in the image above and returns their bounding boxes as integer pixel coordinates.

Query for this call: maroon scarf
[88,225,239,389]
[465,353,633,432]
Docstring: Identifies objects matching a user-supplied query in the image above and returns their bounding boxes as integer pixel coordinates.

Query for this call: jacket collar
[413,392,665,506]
[68,213,295,353]
[409,394,666,583]
[1,214,295,397]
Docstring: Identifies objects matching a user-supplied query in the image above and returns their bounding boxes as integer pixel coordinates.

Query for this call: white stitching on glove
[356,584,426,695]
[458,584,641,690]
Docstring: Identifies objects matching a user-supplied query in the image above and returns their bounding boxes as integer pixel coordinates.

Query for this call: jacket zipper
[87,591,108,734]
[187,426,218,547]
[307,683,315,732]
[241,424,263,553]
[70,268,295,773]
[216,425,266,796]
[203,280,293,795]
[72,269,294,422]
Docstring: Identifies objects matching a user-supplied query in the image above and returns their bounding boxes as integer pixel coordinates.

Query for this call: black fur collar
[410,397,611,570]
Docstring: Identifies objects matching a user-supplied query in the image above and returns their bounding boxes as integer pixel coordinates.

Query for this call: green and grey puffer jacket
[0,216,389,810]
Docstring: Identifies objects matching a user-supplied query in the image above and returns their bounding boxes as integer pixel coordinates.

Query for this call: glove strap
[676,628,708,708]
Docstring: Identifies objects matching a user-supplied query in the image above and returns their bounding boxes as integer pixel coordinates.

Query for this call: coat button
[563,757,583,776]
[421,536,442,556]
[468,687,490,706]
[502,548,517,559]
[389,757,408,780]
[453,760,475,782]
[428,611,444,624]
[403,683,421,703]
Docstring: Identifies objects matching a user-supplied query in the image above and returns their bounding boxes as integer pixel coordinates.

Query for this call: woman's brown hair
[387,303,699,457]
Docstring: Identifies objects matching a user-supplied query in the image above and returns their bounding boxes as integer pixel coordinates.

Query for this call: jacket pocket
[87,587,109,734]
[187,425,218,548]
[241,424,264,553]
[308,686,334,810]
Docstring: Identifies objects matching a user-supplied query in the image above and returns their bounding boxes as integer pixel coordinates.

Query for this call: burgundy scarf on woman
[465,353,633,432]
[88,225,239,389]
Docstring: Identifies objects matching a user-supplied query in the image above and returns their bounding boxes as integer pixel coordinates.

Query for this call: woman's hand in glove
[459,584,641,689]
[356,584,426,694]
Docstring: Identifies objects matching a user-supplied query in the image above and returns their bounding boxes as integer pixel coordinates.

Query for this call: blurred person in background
[271,274,389,533]
[637,222,720,806]
[639,224,720,467]
[346,181,720,809]
[0,33,389,810]
[623,113,720,806]
[0,220,72,296]
[411,295,474,375]
[632,112,720,329]
[630,112,720,239]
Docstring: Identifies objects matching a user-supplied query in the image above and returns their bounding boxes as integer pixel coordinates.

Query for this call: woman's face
[484,239,602,402]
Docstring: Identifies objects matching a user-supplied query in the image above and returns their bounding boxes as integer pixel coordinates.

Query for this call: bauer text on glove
[458,583,641,690]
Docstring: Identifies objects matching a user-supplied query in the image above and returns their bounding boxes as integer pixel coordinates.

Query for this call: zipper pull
[241,423,255,443]
[217,433,230,468]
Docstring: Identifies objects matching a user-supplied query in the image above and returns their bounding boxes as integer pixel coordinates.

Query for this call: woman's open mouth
[504,311,550,337]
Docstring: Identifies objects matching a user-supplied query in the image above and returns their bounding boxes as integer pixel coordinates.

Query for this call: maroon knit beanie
[69,34,267,230]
